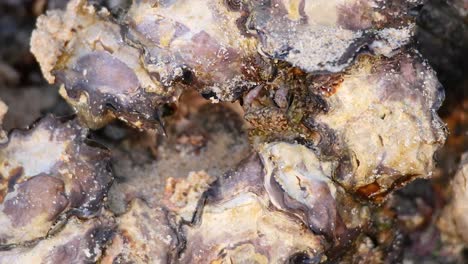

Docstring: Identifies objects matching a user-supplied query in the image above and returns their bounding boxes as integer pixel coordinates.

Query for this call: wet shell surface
[0,116,112,247]
[17,0,451,262]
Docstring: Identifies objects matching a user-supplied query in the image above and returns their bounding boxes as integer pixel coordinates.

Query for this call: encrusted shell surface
[245,51,446,201]
[242,0,419,72]
[0,216,115,263]
[170,143,370,263]
[31,0,424,129]
[23,0,451,262]
[176,153,327,263]
[0,116,112,247]
[101,199,178,264]
[315,52,446,200]
[31,0,173,130]
[260,142,368,241]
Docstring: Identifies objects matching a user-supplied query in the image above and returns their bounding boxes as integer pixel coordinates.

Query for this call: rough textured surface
[0,0,464,263]
[242,0,418,72]
[101,199,177,264]
[244,51,446,201]
[0,116,112,248]
[106,95,250,213]
[31,0,425,130]
[176,153,327,263]
[0,216,115,263]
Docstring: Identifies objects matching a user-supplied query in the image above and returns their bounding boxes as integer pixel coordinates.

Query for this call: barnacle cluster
[0,0,451,262]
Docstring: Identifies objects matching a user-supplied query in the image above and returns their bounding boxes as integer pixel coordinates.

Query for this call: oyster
[173,142,369,263]
[23,0,451,262]
[124,0,262,101]
[241,0,419,72]
[30,0,259,129]
[31,0,172,130]
[0,116,112,247]
[259,142,368,241]
[176,153,326,263]
[314,52,446,200]
[31,0,423,129]
[245,52,446,201]
[0,216,115,263]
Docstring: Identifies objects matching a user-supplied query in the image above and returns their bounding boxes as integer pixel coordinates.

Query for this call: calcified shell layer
[0,0,447,262]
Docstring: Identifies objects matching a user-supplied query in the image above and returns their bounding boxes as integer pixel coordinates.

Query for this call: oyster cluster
[31,0,423,129]
[0,0,448,262]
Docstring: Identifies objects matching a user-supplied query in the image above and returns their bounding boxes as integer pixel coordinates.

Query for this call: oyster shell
[101,199,178,264]
[0,216,115,263]
[0,116,112,247]
[30,0,260,129]
[259,142,368,241]
[314,52,446,200]
[174,142,369,263]
[242,0,419,72]
[31,0,172,130]
[31,0,423,129]
[24,0,450,261]
[245,52,446,201]
[176,153,327,263]
[124,0,262,101]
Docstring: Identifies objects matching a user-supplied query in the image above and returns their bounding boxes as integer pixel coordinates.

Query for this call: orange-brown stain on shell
[357,174,420,203]
[311,74,344,97]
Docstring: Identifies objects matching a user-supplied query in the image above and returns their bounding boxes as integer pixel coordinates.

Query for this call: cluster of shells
[0,0,449,263]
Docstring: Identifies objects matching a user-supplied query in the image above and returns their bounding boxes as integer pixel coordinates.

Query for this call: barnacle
[0,116,112,247]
